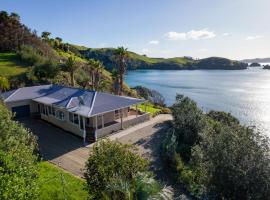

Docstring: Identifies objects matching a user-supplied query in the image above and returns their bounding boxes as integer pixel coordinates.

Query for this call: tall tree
[84,59,96,90]
[41,31,51,41]
[114,46,129,95]
[93,60,104,91]
[84,59,104,90]
[0,76,10,95]
[64,56,80,86]
[111,68,120,95]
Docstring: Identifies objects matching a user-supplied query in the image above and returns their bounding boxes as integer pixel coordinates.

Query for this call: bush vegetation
[162,94,270,199]
[0,101,39,200]
[85,140,171,200]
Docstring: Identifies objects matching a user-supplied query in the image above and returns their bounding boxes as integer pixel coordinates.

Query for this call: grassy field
[38,162,88,200]
[0,52,29,78]
[137,103,161,117]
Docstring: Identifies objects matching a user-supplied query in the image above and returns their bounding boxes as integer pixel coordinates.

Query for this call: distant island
[80,48,248,70]
[242,58,270,63]
[249,62,261,67]
[263,65,270,70]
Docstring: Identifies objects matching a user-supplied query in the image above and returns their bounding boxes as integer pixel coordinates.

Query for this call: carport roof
[2,85,146,117]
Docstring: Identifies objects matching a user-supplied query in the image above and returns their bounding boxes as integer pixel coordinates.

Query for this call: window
[56,110,65,121]
[74,114,79,124]
[42,104,45,115]
[52,107,56,116]
[69,113,73,123]
[48,106,52,115]
[44,106,48,116]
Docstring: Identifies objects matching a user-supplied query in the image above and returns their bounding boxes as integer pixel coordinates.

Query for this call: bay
[125,68,270,134]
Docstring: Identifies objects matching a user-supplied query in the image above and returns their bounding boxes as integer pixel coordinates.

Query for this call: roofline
[87,91,97,117]
[4,88,21,102]
[89,100,147,117]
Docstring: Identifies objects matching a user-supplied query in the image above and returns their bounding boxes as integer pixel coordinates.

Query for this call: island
[249,62,261,67]
[263,65,270,69]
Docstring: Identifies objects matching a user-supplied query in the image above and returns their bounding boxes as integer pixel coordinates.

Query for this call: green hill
[80,48,248,70]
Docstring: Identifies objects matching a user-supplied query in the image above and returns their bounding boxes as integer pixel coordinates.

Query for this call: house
[2,85,150,142]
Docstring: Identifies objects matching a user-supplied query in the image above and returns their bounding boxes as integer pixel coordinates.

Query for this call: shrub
[171,94,205,162]
[192,117,270,199]
[84,140,148,199]
[0,102,39,200]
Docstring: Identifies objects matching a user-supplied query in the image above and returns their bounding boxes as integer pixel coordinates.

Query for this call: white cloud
[148,40,159,45]
[245,35,262,40]
[198,48,208,52]
[164,29,216,41]
[222,32,230,36]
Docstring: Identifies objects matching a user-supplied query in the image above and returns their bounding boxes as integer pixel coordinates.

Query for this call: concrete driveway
[19,114,172,178]
[20,118,90,177]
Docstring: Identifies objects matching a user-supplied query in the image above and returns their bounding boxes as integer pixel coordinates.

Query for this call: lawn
[137,103,161,117]
[38,162,88,200]
[0,52,29,78]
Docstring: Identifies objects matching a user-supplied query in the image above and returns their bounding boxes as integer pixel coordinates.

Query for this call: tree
[0,76,10,94]
[84,59,104,90]
[33,60,60,82]
[104,172,172,200]
[192,112,270,199]
[93,60,104,90]
[84,140,148,199]
[114,46,129,95]
[63,56,80,86]
[170,94,204,162]
[111,68,120,95]
[41,31,51,41]
[133,86,165,106]
[0,102,39,200]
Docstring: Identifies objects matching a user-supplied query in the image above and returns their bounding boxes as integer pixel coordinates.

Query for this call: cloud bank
[164,29,216,41]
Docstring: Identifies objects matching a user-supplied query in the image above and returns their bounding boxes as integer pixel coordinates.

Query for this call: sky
[1,0,270,59]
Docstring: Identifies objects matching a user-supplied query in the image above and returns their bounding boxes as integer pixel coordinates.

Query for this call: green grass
[0,52,29,78]
[38,162,88,200]
[137,103,161,117]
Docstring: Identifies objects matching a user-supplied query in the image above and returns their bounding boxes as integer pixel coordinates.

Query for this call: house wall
[5,100,39,113]
[40,109,84,137]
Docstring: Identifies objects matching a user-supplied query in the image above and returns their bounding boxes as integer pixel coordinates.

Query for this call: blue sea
[125,67,270,134]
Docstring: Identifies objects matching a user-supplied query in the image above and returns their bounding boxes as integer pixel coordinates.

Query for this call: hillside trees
[162,95,270,199]
[0,102,39,200]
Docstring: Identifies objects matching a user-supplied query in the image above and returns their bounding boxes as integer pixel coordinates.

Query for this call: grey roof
[2,85,146,117]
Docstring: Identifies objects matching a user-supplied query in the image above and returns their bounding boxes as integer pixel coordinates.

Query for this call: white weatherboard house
[2,85,150,142]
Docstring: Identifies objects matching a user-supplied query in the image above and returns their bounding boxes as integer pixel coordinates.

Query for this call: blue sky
[1,0,269,59]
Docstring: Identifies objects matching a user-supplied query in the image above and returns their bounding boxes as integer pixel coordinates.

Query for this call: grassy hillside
[0,52,29,78]
[38,162,88,200]
[80,48,247,70]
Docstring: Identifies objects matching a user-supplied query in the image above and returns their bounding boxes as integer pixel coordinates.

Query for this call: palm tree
[64,56,80,87]
[111,68,120,95]
[93,60,104,90]
[84,59,97,90]
[0,76,10,95]
[103,172,172,200]
[41,31,51,41]
[114,46,129,95]
[84,59,104,90]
